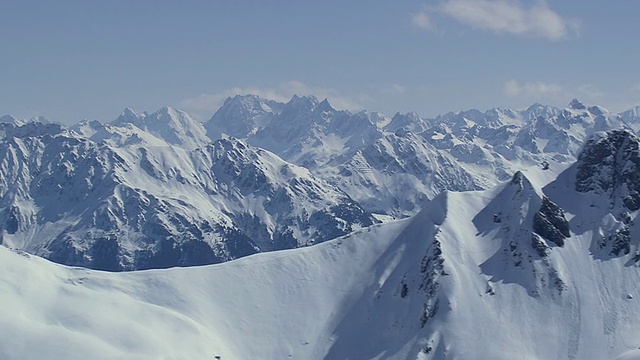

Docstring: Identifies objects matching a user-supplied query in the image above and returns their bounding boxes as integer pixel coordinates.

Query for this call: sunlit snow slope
[3,170,640,360]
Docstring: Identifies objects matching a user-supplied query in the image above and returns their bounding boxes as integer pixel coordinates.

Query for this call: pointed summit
[286,95,319,109]
[569,98,586,110]
[316,98,335,112]
[524,103,559,122]
[510,170,536,194]
[113,107,145,126]
[0,115,21,125]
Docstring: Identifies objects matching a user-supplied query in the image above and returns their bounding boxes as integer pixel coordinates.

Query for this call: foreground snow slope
[3,170,640,360]
[0,219,412,360]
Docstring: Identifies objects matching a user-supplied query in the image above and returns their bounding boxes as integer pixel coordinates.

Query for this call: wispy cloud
[411,0,580,40]
[180,81,364,120]
[631,84,640,94]
[578,84,603,99]
[411,7,437,32]
[382,84,407,95]
[504,79,564,99]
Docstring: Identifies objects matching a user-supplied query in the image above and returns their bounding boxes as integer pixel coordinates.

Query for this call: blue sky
[1,0,639,124]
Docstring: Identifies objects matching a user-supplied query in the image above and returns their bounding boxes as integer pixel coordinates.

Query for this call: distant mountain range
[2,122,640,359]
[1,96,639,271]
[3,96,640,359]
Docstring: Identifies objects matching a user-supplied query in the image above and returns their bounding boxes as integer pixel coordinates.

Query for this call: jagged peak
[511,170,528,186]
[569,98,586,110]
[526,102,544,110]
[392,111,421,120]
[525,102,557,114]
[509,171,537,195]
[388,111,422,125]
[414,190,448,226]
[28,115,51,124]
[588,105,609,116]
[225,94,265,104]
[0,121,64,138]
[576,129,640,210]
[211,94,275,120]
[273,95,320,122]
[287,94,319,107]
[0,114,21,125]
[113,107,145,125]
[154,106,185,117]
[316,98,335,112]
[122,107,142,118]
[583,128,637,147]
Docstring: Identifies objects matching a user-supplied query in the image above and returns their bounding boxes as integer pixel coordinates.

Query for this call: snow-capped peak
[569,98,587,110]
[111,106,210,149]
[205,95,282,140]
[0,115,22,125]
[117,107,144,123]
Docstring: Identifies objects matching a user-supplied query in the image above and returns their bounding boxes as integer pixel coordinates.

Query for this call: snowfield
[3,98,640,359]
[0,219,410,360]
[3,173,640,359]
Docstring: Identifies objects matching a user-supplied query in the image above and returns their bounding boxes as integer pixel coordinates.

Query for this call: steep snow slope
[0,219,413,360]
[621,106,640,133]
[3,167,640,360]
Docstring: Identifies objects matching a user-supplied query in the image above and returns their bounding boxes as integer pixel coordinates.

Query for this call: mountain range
[2,96,640,359]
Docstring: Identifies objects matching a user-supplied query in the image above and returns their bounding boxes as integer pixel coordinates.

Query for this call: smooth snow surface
[0,220,410,360]
[3,177,640,359]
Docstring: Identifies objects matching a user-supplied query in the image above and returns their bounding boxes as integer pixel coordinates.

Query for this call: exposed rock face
[571,130,640,257]
[576,130,640,211]
[419,238,445,327]
[533,196,571,247]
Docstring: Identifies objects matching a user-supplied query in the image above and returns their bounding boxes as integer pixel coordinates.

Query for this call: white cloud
[382,84,407,95]
[504,79,563,98]
[392,84,407,94]
[631,84,640,94]
[412,0,580,40]
[179,81,363,120]
[410,8,437,32]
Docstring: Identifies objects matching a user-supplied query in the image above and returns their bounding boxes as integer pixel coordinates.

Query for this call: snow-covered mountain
[1,97,639,270]
[3,98,640,359]
[204,94,284,140]
[621,105,640,132]
[206,96,633,216]
[0,117,374,270]
[3,129,640,359]
[545,129,640,258]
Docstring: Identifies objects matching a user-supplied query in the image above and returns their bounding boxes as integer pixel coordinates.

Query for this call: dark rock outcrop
[533,197,571,247]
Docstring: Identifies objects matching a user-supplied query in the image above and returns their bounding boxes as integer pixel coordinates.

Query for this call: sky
[1,0,639,125]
